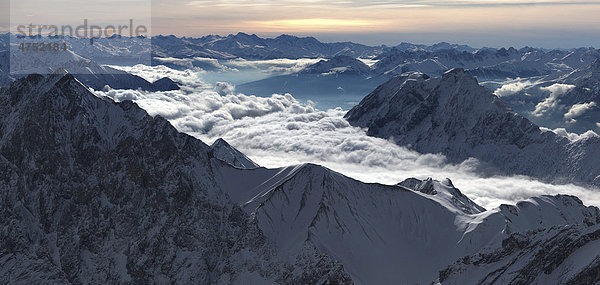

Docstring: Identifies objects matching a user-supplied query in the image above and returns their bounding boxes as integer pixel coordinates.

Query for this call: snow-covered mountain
[151,35,234,60]
[59,35,153,66]
[151,33,386,60]
[0,73,348,284]
[478,55,600,133]
[0,34,7,48]
[2,73,600,284]
[176,33,386,60]
[392,41,476,53]
[6,47,178,91]
[236,45,598,110]
[214,163,600,284]
[439,222,600,284]
[0,35,10,86]
[345,69,600,186]
[1,33,486,63]
[371,46,583,80]
[301,55,373,76]
[553,59,600,132]
[0,50,11,87]
[210,138,260,169]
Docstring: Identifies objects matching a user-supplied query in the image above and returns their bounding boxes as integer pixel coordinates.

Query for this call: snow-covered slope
[213,162,600,284]
[345,69,600,186]
[398,177,486,214]
[210,138,260,169]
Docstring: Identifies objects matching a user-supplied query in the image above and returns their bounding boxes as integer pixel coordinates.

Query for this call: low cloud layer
[95,64,600,210]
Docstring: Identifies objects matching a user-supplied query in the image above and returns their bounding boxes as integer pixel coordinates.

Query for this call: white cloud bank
[152,57,233,72]
[95,64,600,210]
[532,83,575,117]
[108,64,208,89]
[564,101,597,123]
[540,127,599,142]
[493,79,533,97]
[221,58,323,74]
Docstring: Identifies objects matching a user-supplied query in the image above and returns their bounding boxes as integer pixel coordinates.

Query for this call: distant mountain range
[0,36,178,91]
[498,58,600,134]
[2,32,600,130]
[236,55,389,107]
[3,32,599,82]
[1,73,600,284]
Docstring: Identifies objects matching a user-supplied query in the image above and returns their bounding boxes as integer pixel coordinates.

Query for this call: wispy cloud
[249,18,390,32]
[149,0,600,48]
[184,0,600,8]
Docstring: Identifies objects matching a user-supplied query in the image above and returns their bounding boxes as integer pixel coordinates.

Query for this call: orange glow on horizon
[248,18,390,32]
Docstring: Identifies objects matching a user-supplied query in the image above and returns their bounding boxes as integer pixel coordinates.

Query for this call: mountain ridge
[345,69,600,186]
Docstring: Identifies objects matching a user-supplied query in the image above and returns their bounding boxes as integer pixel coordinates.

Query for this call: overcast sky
[4,0,600,48]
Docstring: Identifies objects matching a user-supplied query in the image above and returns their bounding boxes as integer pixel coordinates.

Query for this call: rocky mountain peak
[210,138,260,169]
[398,177,486,214]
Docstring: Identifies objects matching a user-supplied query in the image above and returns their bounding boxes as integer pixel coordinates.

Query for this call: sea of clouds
[97,64,600,210]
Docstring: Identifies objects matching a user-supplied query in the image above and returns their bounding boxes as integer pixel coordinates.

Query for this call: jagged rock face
[0,74,349,284]
[437,196,600,284]
[438,225,600,285]
[345,69,600,186]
